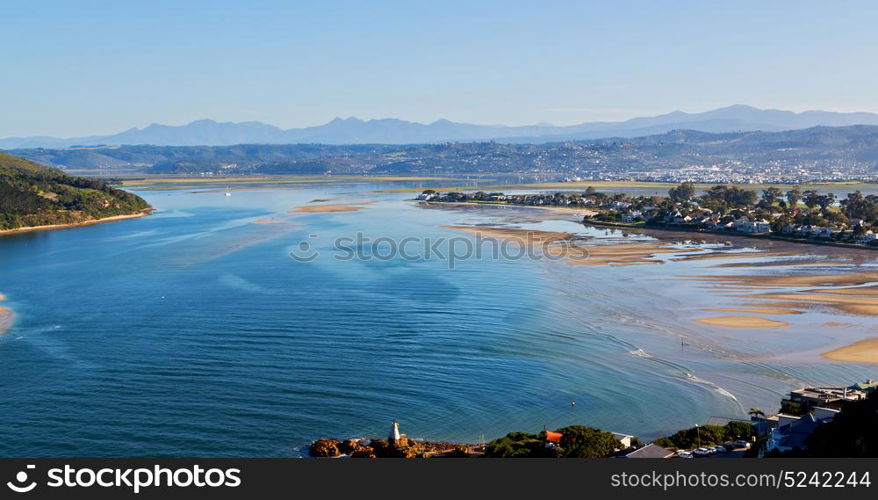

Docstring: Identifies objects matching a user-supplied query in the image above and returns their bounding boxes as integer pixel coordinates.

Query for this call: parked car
[693,448,711,457]
[677,451,693,459]
[723,442,736,451]
[734,440,751,449]
[712,446,727,453]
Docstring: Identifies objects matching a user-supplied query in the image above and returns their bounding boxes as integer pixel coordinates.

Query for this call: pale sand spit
[443,226,702,266]
[740,287,878,317]
[694,316,790,328]
[711,259,849,269]
[288,202,374,214]
[672,251,793,262]
[567,242,699,267]
[704,307,803,315]
[441,225,574,245]
[822,338,878,364]
[696,272,878,288]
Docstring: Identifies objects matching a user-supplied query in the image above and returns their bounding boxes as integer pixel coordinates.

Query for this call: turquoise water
[0,183,875,457]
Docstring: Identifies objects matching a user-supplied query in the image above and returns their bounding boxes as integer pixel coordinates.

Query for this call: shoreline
[422,200,878,251]
[583,220,878,252]
[0,209,154,237]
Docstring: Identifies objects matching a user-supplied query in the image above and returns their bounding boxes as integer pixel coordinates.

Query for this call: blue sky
[2,0,877,136]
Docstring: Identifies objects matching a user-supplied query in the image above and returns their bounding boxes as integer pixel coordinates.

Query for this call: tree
[484,432,554,458]
[786,188,802,209]
[668,182,696,202]
[803,190,820,209]
[761,187,783,206]
[557,425,620,458]
[748,408,765,419]
[817,192,836,211]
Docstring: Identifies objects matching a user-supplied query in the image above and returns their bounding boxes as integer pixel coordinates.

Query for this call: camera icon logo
[7,465,37,493]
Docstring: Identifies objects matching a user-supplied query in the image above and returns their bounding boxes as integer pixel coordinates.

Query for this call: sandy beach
[694,316,790,328]
[822,338,878,364]
[0,210,153,236]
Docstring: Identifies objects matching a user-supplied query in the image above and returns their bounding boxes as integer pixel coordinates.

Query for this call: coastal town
[419,183,878,248]
[309,380,878,459]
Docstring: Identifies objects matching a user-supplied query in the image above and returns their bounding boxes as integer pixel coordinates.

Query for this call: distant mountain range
[6,105,878,149]
[10,125,878,182]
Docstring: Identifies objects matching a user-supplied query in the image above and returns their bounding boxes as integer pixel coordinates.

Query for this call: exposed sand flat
[567,242,699,267]
[704,307,803,315]
[441,225,574,245]
[536,206,598,216]
[694,316,790,328]
[837,304,878,316]
[746,291,878,306]
[818,287,878,296]
[252,218,281,224]
[695,272,878,288]
[288,202,373,214]
[0,306,13,335]
[309,198,340,203]
[742,301,812,310]
[822,338,878,364]
[711,259,848,269]
[672,251,792,262]
[824,321,855,328]
[737,286,878,317]
[0,293,5,301]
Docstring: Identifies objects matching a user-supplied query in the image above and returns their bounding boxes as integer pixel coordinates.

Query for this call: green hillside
[0,152,150,231]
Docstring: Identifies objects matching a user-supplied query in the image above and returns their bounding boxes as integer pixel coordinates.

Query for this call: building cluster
[421,187,878,247]
[760,381,877,453]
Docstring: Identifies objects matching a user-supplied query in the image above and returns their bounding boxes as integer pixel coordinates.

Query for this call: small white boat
[224,186,232,197]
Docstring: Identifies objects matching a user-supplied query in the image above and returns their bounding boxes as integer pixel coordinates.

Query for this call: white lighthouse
[388,420,407,447]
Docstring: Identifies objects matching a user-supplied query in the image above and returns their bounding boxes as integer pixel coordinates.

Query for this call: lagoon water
[1,182,875,457]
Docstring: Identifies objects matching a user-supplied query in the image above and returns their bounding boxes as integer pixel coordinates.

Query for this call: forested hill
[0,152,150,231]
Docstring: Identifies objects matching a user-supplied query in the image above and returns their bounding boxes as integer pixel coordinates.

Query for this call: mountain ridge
[5,105,878,148]
[10,125,878,182]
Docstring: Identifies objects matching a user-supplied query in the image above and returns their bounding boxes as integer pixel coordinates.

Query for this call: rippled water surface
[1,182,875,456]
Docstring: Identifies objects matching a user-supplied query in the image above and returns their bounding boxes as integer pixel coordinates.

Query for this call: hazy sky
[3,0,877,136]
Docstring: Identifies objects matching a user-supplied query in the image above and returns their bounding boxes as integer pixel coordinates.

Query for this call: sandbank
[288,202,373,214]
[694,316,790,328]
[822,338,878,364]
